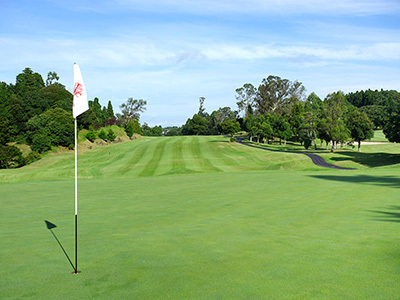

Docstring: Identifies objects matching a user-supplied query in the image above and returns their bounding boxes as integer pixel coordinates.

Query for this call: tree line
[0,68,148,168]
[2,68,400,169]
[170,75,400,152]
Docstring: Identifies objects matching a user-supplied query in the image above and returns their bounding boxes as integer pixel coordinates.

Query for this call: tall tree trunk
[284,140,287,145]
[358,141,361,152]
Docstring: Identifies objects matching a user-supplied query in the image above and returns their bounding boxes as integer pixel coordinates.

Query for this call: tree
[106,101,115,119]
[120,98,147,124]
[384,109,400,142]
[198,97,206,117]
[107,129,116,142]
[235,83,257,118]
[221,119,241,137]
[0,145,24,169]
[320,91,350,151]
[346,109,374,151]
[46,71,60,86]
[0,119,10,145]
[26,108,74,152]
[271,113,292,145]
[39,84,73,112]
[256,75,290,114]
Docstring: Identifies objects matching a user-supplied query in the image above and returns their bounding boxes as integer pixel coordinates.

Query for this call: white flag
[73,63,89,119]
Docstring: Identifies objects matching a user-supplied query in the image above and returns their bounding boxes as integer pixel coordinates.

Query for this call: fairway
[1,136,400,298]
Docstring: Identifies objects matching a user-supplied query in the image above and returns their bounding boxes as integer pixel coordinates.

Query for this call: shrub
[0,145,24,169]
[98,129,107,141]
[86,131,96,142]
[107,129,116,142]
[304,139,312,150]
[25,151,41,165]
[230,137,236,142]
[31,133,52,153]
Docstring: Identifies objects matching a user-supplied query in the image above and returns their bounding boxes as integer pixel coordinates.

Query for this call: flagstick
[74,118,80,274]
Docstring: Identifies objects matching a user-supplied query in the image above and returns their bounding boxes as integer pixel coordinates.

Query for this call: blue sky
[1,0,399,126]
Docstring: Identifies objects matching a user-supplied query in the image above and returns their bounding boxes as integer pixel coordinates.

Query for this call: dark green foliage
[125,119,142,137]
[142,124,162,136]
[0,145,24,168]
[303,139,312,150]
[346,89,400,129]
[384,109,400,143]
[0,119,10,145]
[26,108,74,151]
[107,101,114,119]
[221,119,241,137]
[24,151,41,165]
[165,127,182,136]
[125,123,134,137]
[39,84,73,112]
[98,129,107,140]
[107,129,116,142]
[346,108,374,151]
[30,133,52,153]
[86,131,97,142]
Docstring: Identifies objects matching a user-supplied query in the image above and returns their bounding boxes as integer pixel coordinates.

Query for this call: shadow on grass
[369,206,400,223]
[309,174,400,189]
[330,152,400,168]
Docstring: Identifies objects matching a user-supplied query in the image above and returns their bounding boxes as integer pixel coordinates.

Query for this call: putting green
[1,136,400,298]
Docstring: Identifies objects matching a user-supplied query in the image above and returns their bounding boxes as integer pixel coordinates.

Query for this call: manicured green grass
[368,130,389,142]
[1,136,400,298]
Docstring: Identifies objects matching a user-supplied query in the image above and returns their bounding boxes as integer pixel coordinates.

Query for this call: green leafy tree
[235,83,257,118]
[0,145,24,169]
[85,131,96,142]
[107,101,115,119]
[347,108,374,151]
[107,129,116,142]
[0,119,10,145]
[221,119,241,137]
[46,71,60,86]
[39,84,73,112]
[120,98,147,124]
[26,108,74,151]
[384,110,400,142]
[31,133,52,153]
[98,129,107,140]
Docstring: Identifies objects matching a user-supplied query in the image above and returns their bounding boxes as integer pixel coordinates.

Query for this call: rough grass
[1,136,400,298]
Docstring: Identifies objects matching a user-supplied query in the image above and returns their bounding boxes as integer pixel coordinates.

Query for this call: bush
[31,133,52,153]
[86,131,96,142]
[68,144,74,150]
[304,139,312,150]
[125,123,134,137]
[0,145,24,169]
[25,151,41,165]
[98,130,107,141]
[107,129,116,142]
[230,137,236,142]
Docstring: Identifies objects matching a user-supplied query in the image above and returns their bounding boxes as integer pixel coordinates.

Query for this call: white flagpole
[74,118,78,274]
[72,62,87,274]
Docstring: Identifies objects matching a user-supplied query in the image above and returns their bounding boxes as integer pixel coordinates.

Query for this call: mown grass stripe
[118,141,151,176]
[138,138,169,177]
[190,136,222,173]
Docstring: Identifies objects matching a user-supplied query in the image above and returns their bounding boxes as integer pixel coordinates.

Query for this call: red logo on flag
[74,82,83,97]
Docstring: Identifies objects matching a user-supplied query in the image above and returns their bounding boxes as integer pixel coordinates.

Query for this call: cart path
[236,138,356,170]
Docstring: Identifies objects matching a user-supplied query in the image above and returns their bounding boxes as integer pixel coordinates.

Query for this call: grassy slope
[0,136,319,183]
[1,136,400,298]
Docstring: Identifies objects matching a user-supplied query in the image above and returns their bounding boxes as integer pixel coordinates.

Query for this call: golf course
[1,135,400,298]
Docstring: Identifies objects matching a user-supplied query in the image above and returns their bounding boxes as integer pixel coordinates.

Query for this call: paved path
[236,138,356,170]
